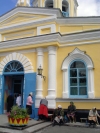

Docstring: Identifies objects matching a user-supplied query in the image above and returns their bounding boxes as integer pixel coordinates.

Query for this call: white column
[88,67,94,98]
[35,48,44,108]
[39,0,42,7]
[46,46,57,108]
[36,48,44,98]
[47,46,57,98]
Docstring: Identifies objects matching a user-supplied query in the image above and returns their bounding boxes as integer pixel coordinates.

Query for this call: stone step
[24,122,52,133]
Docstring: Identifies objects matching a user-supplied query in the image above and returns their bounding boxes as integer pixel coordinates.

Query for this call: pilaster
[46,46,57,108]
[35,48,44,108]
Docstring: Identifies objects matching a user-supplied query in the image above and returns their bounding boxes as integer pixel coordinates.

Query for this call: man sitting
[67,101,76,123]
[88,107,100,126]
[52,105,64,126]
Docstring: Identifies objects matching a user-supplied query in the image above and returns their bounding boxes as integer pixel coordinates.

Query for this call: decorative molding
[56,98,100,102]
[0,7,62,23]
[0,30,100,50]
[37,24,56,35]
[0,52,34,74]
[61,48,94,99]
[0,17,56,33]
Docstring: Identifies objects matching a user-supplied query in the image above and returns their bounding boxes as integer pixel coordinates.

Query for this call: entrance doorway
[4,75,24,113]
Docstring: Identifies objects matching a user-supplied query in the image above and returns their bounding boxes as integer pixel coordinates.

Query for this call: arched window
[62,48,94,99]
[69,61,87,98]
[4,60,24,72]
[45,0,53,8]
[62,0,69,12]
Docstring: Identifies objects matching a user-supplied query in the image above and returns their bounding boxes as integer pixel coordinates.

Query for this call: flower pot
[8,116,29,126]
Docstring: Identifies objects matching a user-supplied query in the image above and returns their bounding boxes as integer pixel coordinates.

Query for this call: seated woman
[88,107,100,126]
[52,105,64,126]
[67,101,76,123]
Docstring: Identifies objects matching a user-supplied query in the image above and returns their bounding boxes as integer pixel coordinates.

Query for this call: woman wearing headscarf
[26,92,33,120]
[38,97,48,120]
[52,105,64,126]
[67,101,76,123]
[88,107,100,126]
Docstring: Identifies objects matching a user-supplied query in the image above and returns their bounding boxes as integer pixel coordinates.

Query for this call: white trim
[0,7,62,23]
[37,24,56,35]
[0,52,34,74]
[56,98,100,102]
[36,48,44,98]
[0,31,100,50]
[47,46,57,99]
[0,16,56,33]
[61,48,94,99]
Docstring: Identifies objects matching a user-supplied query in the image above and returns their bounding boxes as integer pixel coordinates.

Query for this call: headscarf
[58,105,62,108]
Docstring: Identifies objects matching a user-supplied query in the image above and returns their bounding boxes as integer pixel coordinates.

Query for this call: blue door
[0,75,4,114]
[24,73,36,118]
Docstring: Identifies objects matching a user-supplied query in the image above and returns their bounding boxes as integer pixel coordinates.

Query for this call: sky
[0,0,100,16]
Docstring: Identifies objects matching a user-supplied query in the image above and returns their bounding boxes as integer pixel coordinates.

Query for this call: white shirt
[16,96,21,106]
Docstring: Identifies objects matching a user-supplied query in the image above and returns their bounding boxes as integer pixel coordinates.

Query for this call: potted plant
[7,106,29,126]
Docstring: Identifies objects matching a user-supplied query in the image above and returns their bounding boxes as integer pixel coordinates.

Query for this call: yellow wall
[57,43,100,99]
[3,29,36,41]
[56,102,100,110]
[60,24,100,34]
[41,28,51,35]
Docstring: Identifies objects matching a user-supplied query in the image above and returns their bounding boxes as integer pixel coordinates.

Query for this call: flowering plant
[8,106,29,119]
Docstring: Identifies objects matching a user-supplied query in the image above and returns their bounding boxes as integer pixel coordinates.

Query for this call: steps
[24,122,51,133]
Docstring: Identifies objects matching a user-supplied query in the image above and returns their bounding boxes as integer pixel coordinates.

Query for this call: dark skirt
[26,105,32,115]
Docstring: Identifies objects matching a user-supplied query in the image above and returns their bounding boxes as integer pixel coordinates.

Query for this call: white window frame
[61,48,94,99]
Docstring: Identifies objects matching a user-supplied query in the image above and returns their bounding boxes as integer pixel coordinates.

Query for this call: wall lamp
[37,65,46,81]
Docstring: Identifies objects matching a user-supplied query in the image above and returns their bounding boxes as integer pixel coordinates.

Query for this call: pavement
[0,115,100,133]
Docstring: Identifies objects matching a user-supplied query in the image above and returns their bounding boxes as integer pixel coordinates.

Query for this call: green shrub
[8,106,29,119]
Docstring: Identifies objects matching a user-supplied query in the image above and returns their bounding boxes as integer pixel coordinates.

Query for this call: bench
[48,114,53,121]
[80,118,87,123]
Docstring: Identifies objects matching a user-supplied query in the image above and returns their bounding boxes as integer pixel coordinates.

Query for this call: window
[62,48,94,99]
[45,0,53,8]
[70,61,87,97]
[62,0,69,12]
[4,61,24,72]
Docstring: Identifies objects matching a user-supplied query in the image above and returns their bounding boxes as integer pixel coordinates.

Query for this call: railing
[62,11,69,17]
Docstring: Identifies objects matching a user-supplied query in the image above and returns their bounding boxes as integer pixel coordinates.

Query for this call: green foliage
[8,106,29,119]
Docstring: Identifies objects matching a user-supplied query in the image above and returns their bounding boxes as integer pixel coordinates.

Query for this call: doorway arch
[0,52,36,116]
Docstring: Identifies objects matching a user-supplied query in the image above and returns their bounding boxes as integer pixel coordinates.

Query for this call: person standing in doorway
[16,94,21,107]
[26,92,33,120]
[7,93,14,113]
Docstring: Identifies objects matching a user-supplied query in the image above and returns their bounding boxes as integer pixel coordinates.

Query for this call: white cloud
[77,0,100,16]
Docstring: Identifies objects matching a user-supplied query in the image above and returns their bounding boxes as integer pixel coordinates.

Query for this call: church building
[0,0,100,119]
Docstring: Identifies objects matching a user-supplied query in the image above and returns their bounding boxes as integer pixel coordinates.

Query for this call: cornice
[0,7,62,22]
[0,17,56,33]
[56,98,100,102]
[0,33,60,50]
[56,17,100,24]
[0,30,100,50]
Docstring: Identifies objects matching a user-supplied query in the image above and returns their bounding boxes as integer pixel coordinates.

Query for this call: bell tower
[17,0,30,7]
[32,0,78,17]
